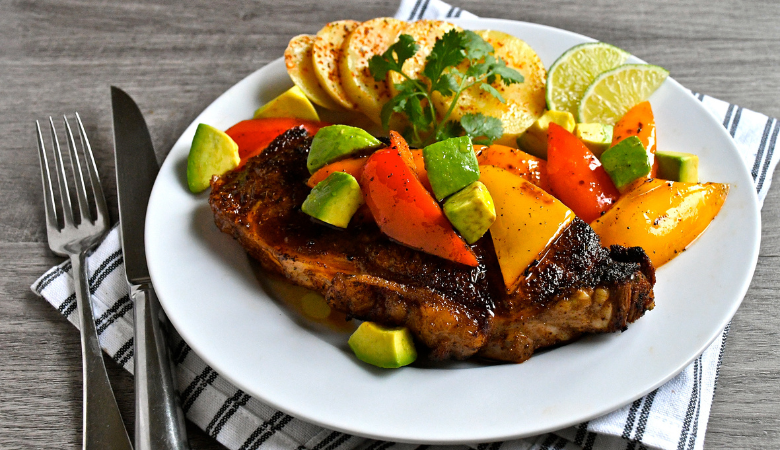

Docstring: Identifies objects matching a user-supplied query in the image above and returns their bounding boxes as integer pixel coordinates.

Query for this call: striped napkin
[31,1,779,449]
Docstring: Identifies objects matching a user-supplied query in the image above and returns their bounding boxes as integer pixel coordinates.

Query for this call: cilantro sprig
[369,30,524,147]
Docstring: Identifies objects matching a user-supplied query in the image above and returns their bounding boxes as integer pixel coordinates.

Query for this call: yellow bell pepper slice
[590,178,729,267]
[480,165,575,292]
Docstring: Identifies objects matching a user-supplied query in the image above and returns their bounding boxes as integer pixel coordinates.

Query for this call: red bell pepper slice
[612,101,657,176]
[360,148,478,267]
[225,118,328,164]
[547,122,620,223]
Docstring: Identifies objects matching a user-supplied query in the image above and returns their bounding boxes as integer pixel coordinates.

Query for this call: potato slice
[388,20,461,97]
[312,20,360,111]
[285,34,342,110]
[433,30,546,146]
[340,17,408,124]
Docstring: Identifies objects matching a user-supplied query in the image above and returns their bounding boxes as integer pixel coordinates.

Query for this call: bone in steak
[209,127,656,363]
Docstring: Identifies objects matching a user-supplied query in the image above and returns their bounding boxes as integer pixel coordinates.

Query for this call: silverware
[112,86,191,450]
[35,114,134,450]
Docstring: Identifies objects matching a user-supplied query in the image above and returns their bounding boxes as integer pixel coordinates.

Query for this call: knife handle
[133,284,191,450]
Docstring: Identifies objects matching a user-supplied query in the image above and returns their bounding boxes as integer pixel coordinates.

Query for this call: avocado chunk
[348,322,417,368]
[656,150,699,183]
[301,171,364,228]
[186,123,240,193]
[575,123,614,158]
[307,125,382,174]
[516,110,576,159]
[423,136,480,201]
[600,136,652,191]
[443,181,496,244]
[254,85,320,121]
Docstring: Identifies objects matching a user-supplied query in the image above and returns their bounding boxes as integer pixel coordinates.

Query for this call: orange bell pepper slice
[360,148,478,267]
[225,118,329,164]
[388,130,433,193]
[547,122,620,223]
[612,101,657,176]
[388,130,415,169]
[307,157,368,188]
[591,179,729,267]
[475,144,551,192]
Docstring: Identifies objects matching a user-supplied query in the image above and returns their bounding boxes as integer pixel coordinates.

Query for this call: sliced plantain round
[340,17,408,125]
[312,20,360,111]
[432,30,547,147]
[388,20,461,97]
[285,34,342,111]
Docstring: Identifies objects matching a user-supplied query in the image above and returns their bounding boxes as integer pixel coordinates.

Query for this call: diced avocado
[423,136,480,201]
[656,150,699,183]
[600,136,652,191]
[348,322,417,369]
[186,123,240,193]
[575,123,614,158]
[516,110,576,159]
[307,125,382,174]
[443,181,496,244]
[254,85,320,121]
[301,172,364,228]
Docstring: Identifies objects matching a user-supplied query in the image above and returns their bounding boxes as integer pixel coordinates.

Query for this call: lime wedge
[578,64,669,124]
[546,42,630,116]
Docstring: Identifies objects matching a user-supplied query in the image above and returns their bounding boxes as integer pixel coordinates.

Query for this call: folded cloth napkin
[31,1,779,448]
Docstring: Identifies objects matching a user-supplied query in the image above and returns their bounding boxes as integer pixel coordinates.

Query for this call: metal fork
[36,114,134,450]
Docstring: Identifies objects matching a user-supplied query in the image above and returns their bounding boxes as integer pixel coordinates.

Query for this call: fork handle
[132,283,191,450]
[71,252,134,450]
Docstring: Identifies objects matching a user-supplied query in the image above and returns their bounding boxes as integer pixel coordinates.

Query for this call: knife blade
[112,86,191,450]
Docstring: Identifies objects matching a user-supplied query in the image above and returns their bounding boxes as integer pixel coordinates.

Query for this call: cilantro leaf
[430,72,459,97]
[461,113,503,145]
[380,79,417,130]
[391,34,419,66]
[403,94,425,127]
[368,55,394,81]
[369,34,419,82]
[423,29,466,84]
[465,59,492,79]
[436,120,464,141]
[463,30,493,61]
[479,82,505,103]
[491,62,524,85]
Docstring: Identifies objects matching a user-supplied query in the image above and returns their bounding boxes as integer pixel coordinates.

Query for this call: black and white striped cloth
[31,1,780,448]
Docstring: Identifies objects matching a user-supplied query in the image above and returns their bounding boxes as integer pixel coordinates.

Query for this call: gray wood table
[1,0,777,448]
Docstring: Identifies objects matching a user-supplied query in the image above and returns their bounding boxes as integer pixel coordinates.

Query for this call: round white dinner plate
[146,18,761,444]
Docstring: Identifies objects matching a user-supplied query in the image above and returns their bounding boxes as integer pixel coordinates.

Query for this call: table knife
[112,86,191,450]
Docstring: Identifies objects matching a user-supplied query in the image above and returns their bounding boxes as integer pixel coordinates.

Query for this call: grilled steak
[210,127,655,363]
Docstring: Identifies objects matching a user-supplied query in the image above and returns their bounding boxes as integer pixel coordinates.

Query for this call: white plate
[146,18,761,444]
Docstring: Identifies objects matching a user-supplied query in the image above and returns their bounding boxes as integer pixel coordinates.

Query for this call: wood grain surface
[1,0,778,448]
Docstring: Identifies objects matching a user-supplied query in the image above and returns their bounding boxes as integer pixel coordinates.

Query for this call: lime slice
[546,42,630,116]
[578,64,669,124]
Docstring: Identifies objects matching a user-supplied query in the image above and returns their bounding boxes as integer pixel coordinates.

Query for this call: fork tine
[48,116,75,227]
[35,121,60,231]
[64,115,91,224]
[75,113,108,229]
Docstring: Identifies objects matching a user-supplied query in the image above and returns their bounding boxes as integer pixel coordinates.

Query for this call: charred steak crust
[210,128,656,363]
